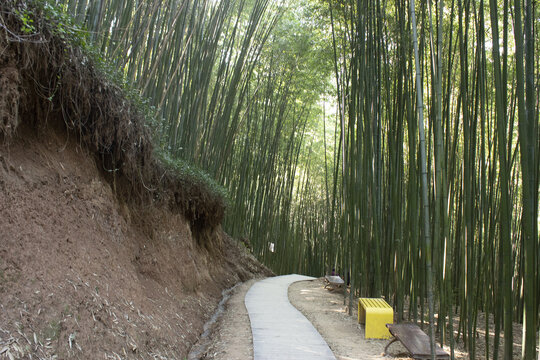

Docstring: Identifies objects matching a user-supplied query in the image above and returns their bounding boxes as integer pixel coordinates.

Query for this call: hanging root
[0,66,20,138]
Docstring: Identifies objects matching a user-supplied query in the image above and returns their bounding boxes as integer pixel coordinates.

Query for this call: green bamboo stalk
[489,0,513,358]
[410,0,436,358]
[513,0,538,357]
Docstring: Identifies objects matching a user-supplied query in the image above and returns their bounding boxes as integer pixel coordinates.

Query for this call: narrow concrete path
[245,274,336,360]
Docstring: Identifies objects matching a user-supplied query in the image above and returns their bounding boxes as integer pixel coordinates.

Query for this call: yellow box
[358,298,393,339]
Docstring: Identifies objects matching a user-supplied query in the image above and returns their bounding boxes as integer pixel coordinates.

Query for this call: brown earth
[0,122,271,359]
[195,279,258,359]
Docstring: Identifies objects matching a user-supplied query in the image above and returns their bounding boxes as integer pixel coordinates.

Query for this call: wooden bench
[385,323,449,359]
[324,275,344,291]
[358,298,393,339]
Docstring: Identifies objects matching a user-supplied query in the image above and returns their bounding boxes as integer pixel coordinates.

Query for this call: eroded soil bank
[0,123,271,359]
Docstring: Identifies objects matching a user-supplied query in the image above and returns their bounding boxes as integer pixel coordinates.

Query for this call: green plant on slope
[155,150,230,210]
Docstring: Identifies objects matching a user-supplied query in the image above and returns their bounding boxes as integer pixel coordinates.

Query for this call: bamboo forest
[46,0,538,358]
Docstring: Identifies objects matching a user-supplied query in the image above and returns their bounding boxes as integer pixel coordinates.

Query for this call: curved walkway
[245,274,336,360]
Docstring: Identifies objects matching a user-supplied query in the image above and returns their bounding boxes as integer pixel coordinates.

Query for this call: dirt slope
[0,122,271,359]
[0,3,272,358]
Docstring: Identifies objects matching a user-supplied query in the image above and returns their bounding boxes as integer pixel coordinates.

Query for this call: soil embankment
[0,3,271,358]
[0,124,269,359]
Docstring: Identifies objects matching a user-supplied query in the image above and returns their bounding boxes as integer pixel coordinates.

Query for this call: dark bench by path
[324,275,344,291]
[384,323,449,359]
